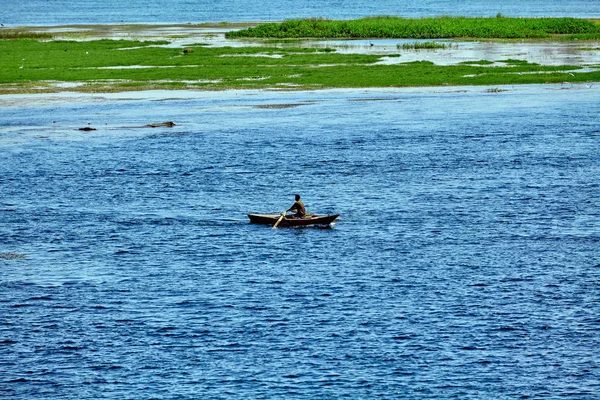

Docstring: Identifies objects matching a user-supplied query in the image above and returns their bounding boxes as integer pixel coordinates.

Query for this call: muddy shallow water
[329,39,600,66]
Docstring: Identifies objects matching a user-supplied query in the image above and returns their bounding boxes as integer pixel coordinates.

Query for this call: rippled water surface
[1,86,599,398]
[3,0,600,25]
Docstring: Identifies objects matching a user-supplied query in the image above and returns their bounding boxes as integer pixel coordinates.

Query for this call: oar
[273,212,286,229]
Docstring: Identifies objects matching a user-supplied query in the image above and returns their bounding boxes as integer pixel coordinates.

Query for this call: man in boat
[287,194,306,218]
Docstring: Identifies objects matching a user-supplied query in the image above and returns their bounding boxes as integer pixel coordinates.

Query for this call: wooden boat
[248,213,339,228]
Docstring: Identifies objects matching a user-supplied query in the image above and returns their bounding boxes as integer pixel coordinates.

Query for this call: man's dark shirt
[288,200,306,217]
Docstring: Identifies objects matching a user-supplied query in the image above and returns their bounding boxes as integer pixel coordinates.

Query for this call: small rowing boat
[248,213,339,228]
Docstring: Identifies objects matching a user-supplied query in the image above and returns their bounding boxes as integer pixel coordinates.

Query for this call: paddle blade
[273,212,285,229]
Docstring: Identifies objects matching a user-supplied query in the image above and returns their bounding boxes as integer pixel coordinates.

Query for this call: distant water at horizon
[2,0,599,26]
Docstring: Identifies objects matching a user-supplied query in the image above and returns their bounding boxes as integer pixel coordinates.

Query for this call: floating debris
[120,121,177,129]
[0,253,26,260]
[253,104,304,109]
[79,126,97,131]
[146,121,176,127]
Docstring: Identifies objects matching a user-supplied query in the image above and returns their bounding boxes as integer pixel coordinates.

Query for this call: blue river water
[1,86,599,398]
[2,0,600,26]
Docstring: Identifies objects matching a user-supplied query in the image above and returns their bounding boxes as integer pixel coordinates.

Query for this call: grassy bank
[226,16,600,39]
[1,38,598,93]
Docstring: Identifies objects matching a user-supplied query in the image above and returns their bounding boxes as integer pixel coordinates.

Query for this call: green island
[1,17,599,94]
[226,16,600,39]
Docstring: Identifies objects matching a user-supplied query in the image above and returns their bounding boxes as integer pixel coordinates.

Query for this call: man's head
[295,194,301,201]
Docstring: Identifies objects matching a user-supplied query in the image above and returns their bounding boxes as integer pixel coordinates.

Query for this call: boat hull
[248,213,339,227]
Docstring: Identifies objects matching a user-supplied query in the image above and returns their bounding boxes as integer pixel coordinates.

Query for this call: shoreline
[4,18,600,29]
[1,83,597,105]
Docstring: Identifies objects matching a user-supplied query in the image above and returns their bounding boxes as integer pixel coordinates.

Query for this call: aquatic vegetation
[460,60,495,65]
[226,16,600,39]
[565,32,600,40]
[499,59,536,65]
[0,30,53,40]
[397,41,451,50]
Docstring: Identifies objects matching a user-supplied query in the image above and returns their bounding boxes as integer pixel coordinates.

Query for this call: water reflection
[305,39,600,66]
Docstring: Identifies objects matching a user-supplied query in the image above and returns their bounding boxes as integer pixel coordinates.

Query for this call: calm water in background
[2,0,600,26]
[1,86,599,398]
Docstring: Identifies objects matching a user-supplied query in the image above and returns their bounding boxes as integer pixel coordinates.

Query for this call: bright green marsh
[1,19,599,93]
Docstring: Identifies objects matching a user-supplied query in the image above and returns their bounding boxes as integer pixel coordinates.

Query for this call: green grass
[1,38,599,93]
[226,16,600,39]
